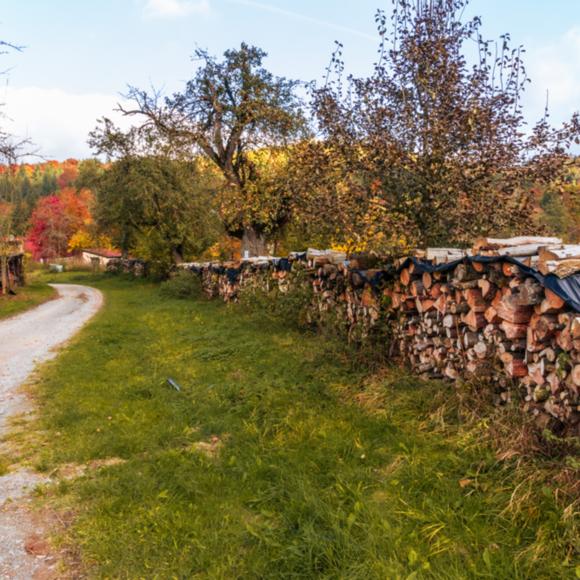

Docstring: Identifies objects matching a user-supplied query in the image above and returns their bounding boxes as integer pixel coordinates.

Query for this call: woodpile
[105,258,147,277]
[305,250,392,341]
[184,254,310,303]
[422,247,471,263]
[388,237,580,433]
[176,236,580,435]
[474,235,580,274]
[1,253,25,293]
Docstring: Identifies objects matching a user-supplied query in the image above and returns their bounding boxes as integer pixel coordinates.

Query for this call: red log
[504,359,528,378]
[500,320,528,339]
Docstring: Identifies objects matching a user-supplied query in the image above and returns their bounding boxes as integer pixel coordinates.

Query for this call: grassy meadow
[11,272,578,578]
[0,277,56,320]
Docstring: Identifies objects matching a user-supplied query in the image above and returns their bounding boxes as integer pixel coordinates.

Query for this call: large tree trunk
[121,229,130,260]
[171,243,185,265]
[242,227,267,257]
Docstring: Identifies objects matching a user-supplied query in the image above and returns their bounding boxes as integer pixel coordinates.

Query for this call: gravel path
[0,284,103,579]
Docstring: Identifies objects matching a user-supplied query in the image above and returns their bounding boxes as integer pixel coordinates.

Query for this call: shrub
[238,278,314,329]
[159,271,202,300]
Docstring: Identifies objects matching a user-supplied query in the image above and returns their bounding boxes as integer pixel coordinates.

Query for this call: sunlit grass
[0,277,56,320]
[25,273,578,578]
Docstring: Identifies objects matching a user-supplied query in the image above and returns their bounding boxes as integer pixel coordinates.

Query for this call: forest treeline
[1,155,578,265]
[1,0,580,271]
[0,159,105,260]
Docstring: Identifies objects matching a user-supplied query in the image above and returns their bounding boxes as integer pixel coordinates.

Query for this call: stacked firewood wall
[305,252,393,341]
[8,254,25,288]
[179,238,580,435]
[106,258,147,277]
[388,259,579,432]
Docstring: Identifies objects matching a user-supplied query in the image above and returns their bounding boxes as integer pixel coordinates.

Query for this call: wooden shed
[81,248,124,270]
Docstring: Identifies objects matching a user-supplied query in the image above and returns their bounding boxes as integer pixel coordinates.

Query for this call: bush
[238,279,313,329]
[159,271,202,300]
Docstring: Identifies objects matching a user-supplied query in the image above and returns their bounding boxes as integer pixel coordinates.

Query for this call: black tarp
[396,256,580,312]
[349,269,391,290]
[226,268,240,284]
[188,253,580,312]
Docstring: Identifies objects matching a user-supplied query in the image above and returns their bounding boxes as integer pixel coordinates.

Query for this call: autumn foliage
[3,3,580,269]
[0,158,111,260]
[25,187,93,260]
[292,0,580,254]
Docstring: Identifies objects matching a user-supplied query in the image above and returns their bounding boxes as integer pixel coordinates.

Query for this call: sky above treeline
[1,0,579,160]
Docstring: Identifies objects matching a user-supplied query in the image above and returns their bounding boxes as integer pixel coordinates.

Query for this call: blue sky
[1,0,579,159]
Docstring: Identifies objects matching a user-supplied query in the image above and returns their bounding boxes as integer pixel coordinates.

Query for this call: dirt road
[0,284,103,579]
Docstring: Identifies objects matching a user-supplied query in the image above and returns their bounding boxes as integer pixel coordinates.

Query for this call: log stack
[0,237,25,292]
[473,235,580,272]
[184,254,311,303]
[305,250,391,341]
[177,237,580,435]
[106,258,147,277]
[388,237,580,433]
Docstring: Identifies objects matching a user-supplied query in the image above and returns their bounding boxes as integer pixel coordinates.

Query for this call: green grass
[0,276,56,320]
[24,273,578,578]
[0,455,9,476]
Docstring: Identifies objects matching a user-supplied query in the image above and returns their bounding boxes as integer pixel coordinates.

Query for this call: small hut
[81,248,124,270]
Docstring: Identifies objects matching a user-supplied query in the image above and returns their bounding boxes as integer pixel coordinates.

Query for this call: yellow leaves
[202,237,242,261]
[328,221,412,255]
[67,230,93,253]
[67,230,113,253]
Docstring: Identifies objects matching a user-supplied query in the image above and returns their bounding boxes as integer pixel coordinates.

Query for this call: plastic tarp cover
[349,269,390,290]
[397,255,580,312]
[188,253,580,312]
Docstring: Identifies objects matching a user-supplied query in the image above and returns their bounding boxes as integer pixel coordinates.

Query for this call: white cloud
[143,0,210,19]
[0,85,133,160]
[524,26,580,125]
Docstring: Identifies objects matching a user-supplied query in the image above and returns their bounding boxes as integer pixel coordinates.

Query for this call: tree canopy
[292,0,580,253]
[89,120,221,267]
[120,43,309,255]
[5,3,580,274]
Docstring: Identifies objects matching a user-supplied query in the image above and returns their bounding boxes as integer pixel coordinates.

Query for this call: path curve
[0,284,103,579]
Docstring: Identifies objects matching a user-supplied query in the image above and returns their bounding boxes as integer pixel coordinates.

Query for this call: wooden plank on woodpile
[538,244,580,262]
[473,236,562,251]
[539,259,580,277]
[488,243,557,257]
